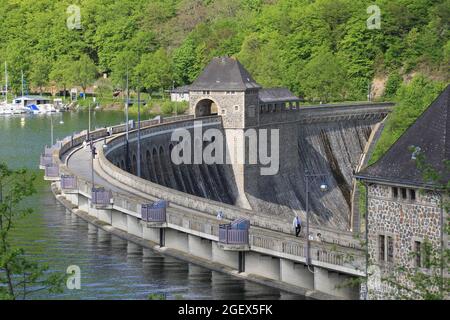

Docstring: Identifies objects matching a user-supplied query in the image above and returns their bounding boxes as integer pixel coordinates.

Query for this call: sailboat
[0,62,28,115]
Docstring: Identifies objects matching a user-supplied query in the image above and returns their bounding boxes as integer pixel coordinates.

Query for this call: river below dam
[0,111,301,300]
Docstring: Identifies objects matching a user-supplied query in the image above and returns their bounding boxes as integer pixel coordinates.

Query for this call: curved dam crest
[107,109,387,231]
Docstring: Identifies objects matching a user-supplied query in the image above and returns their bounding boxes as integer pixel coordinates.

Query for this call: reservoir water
[0,111,301,300]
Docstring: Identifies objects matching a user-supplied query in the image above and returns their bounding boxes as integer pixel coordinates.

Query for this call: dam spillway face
[244,120,374,230]
[108,116,381,230]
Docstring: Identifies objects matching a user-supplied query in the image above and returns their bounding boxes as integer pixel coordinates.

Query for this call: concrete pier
[188,234,212,260]
[280,259,314,290]
[211,242,239,269]
[245,252,280,281]
[165,229,188,253]
[314,267,360,299]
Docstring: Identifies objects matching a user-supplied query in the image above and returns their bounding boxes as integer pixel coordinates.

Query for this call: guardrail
[91,188,113,205]
[61,175,77,190]
[219,225,249,245]
[45,164,59,178]
[40,155,53,167]
[219,219,250,245]
[141,202,167,222]
[44,146,54,156]
[45,113,366,276]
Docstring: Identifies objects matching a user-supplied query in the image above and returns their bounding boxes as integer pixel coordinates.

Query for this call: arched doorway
[195,99,218,117]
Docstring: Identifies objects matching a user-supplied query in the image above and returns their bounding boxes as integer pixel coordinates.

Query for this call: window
[401,188,407,199]
[234,105,239,111]
[221,109,226,115]
[414,241,422,267]
[379,235,385,263]
[410,189,416,201]
[202,90,210,95]
[393,187,398,199]
[387,236,394,263]
[379,234,394,264]
[248,106,255,118]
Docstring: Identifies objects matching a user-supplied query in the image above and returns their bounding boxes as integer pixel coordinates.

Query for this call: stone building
[187,56,302,208]
[356,85,449,299]
[170,85,190,102]
[188,56,302,128]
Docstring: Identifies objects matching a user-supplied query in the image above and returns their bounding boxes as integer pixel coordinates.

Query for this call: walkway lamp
[304,171,329,268]
[136,83,142,178]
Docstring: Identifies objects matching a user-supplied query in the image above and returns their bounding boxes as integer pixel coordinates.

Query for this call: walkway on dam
[66,140,123,193]
[65,137,324,256]
[51,117,368,299]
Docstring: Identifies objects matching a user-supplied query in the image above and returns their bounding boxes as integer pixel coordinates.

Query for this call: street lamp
[304,170,329,269]
[136,84,142,178]
[90,138,97,190]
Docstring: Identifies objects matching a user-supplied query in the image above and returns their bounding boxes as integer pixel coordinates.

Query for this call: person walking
[293,214,302,237]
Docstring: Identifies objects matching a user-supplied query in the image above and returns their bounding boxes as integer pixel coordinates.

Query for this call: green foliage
[298,47,347,103]
[370,75,446,164]
[148,293,167,300]
[49,56,74,96]
[70,54,98,98]
[383,72,402,99]
[0,163,65,300]
[0,0,447,100]
[160,100,189,115]
[135,48,173,93]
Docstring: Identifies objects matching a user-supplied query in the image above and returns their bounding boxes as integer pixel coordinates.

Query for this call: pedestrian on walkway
[293,214,302,237]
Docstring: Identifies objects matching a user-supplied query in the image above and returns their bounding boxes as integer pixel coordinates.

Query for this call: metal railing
[91,188,113,205]
[141,201,167,222]
[219,224,249,245]
[44,146,53,156]
[40,155,53,167]
[61,175,77,190]
[45,164,59,177]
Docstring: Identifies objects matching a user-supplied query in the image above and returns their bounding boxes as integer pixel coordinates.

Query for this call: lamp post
[304,171,329,267]
[125,67,130,172]
[90,138,97,190]
[136,85,141,178]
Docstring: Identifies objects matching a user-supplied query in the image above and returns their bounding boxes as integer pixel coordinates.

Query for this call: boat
[13,95,58,114]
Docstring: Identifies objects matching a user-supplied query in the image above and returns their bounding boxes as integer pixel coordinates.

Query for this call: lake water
[0,111,301,300]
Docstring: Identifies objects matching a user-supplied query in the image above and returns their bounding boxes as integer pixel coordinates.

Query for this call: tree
[371,76,446,164]
[299,47,347,103]
[71,55,97,99]
[0,163,65,300]
[49,57,74,99]
[134,48,173,93]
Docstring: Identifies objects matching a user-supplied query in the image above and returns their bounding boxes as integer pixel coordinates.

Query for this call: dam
[42,57,393,299]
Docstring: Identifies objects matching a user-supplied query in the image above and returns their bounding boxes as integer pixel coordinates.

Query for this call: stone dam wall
[106,104,390,231]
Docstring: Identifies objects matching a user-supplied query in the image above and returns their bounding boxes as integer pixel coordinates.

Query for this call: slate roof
[171,85,191,94]
[189,57,262,91]
[357,85,450,187]
[258,88,301,103]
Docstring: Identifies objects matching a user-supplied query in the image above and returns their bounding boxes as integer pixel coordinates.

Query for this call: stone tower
[189,56,261,129]
[188,57,262,208]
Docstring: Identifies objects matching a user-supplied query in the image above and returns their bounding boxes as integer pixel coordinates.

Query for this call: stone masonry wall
[367,183,442,299]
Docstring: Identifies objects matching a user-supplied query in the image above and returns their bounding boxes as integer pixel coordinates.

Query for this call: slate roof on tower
[357,85,450,187]
[259,88,302,103]
[189,57,262,91]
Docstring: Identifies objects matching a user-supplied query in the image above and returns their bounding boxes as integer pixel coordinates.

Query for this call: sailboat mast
[21,70,24,98]
[4,62,8,103]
